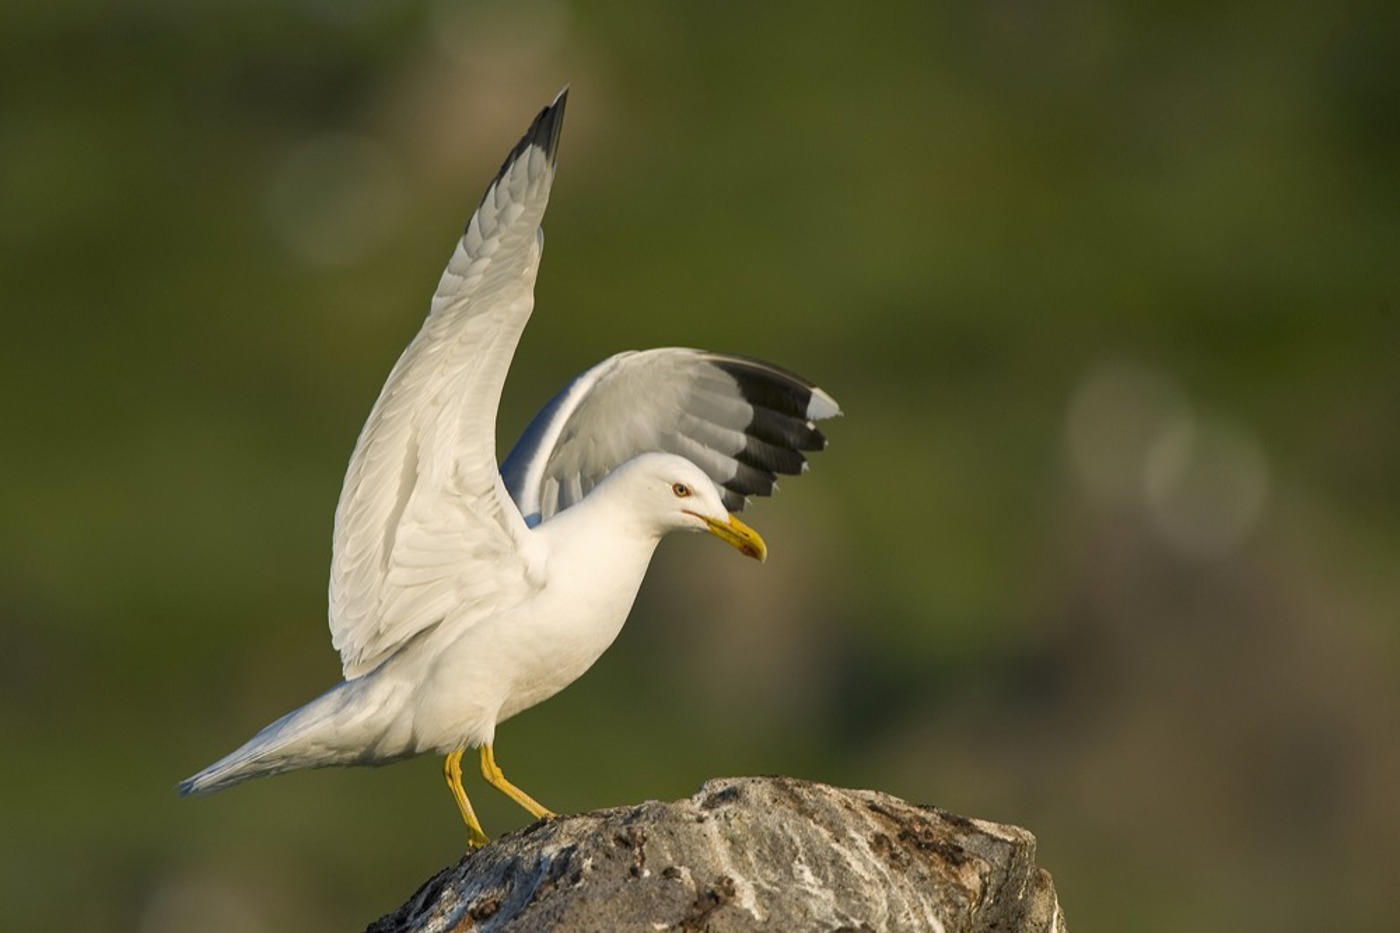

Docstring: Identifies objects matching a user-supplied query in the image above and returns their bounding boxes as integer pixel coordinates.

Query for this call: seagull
[179,88,840,848]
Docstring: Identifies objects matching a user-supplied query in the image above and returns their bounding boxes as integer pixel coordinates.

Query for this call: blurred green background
[3,1,1398,930]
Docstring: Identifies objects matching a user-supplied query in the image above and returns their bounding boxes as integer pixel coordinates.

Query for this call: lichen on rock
[367,776,1066,932]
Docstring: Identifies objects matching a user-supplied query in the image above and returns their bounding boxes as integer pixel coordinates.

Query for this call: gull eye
[671,482,691,498]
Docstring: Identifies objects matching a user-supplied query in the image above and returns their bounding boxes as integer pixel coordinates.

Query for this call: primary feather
[502,349,840,524]
[328,94,565,679]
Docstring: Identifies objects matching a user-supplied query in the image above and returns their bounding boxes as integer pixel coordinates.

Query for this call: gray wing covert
[502,347,840,526]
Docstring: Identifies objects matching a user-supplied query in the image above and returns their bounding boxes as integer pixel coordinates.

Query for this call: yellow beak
[692,511,768,563]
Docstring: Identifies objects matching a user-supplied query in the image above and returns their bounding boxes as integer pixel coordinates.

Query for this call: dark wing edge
[474,87,568,228]
[700,352,842,511]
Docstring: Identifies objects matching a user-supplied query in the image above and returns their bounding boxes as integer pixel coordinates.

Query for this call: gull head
[610,453,768,562]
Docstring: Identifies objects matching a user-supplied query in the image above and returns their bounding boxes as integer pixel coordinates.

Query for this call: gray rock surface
[367,776,1066,932]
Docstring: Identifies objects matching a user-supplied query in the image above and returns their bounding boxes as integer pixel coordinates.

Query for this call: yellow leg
[480,744,555,820]
[443,749,491,849]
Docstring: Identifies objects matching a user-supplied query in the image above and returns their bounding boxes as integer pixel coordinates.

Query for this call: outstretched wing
[502,348,841,525]
[329,90,567,679]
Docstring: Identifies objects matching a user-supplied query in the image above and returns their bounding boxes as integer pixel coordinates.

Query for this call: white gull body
[179,90,839,843]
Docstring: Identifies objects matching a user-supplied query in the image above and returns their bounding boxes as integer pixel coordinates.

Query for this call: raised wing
[329,90,567,679]
[502,348,841,525]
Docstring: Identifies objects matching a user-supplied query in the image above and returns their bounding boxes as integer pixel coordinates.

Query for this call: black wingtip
[708,355,839,418]
[534,86,568,164]
[492,88,568,186]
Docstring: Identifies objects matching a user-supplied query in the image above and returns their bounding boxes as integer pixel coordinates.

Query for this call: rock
[367,776,1066,932]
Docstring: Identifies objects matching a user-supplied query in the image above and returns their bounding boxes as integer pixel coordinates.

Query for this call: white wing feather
[329,92,567,679]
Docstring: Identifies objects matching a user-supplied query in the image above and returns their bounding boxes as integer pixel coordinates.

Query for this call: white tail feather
[178,677,396,797]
